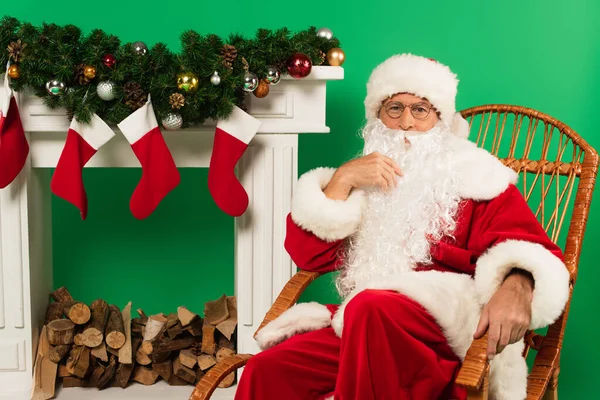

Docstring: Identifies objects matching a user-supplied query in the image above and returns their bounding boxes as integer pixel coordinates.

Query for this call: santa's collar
[447,135,518,201]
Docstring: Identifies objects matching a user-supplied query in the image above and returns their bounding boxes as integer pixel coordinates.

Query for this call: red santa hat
[364,53,470,139]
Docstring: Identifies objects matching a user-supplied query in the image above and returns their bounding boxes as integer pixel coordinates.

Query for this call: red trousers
[235,290,467,400]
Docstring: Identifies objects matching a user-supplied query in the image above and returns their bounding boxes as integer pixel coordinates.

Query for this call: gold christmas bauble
[83,65,96,79]
[7,64,20,79]
[326,48,346,67]
[253,79,270,98]
[177,72,199,93]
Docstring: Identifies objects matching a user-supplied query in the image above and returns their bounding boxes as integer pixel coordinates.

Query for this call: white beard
[335,119,461,298]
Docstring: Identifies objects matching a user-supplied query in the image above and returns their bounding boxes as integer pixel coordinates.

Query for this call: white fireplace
[0,66,343,399]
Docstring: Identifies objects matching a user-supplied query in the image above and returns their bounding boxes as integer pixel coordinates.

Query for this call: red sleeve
[468,184,563,261]
[284,213,345,273]
[469,184,570,329]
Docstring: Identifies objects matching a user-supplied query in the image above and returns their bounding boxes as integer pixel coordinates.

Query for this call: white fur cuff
[474,239,570,329]
[254,302,331,350]
[291,167,365,242]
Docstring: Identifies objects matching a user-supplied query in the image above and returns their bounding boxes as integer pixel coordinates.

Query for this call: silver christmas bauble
[45,80,66,96]
[97,81,116,101]
[210,71,221,86]
[132,41,148,56]
[242,71,259,92]
[161,112,183,130]
[266,66,281,85]
[316,27,333,40]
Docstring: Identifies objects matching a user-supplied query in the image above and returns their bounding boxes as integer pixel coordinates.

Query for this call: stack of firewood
[31,286,238,398]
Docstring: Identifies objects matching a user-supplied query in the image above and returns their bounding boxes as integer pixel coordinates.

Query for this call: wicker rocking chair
[189,105,598,400]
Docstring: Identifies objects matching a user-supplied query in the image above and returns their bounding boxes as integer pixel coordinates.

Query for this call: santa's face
[378,93,439,132]
[336,119,460,297]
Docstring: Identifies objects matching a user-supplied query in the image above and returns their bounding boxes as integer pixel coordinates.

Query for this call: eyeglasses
[380,101,434,120]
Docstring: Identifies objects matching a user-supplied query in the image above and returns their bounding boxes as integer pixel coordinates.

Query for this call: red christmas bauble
[102,53,116,68]
[286,53,312,78]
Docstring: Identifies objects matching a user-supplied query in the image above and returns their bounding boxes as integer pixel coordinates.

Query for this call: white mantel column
[235,134,298,356]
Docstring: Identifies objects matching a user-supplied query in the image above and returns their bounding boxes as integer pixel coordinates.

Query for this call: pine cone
[316,50,326,66]
[123,81,146,110]
[7,39,26,63]
[74,64,91,85]
[169,93,185,109]
[220,44,237,70]
[66,108,74,122]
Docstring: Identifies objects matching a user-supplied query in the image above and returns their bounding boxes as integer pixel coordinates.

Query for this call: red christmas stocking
[50,114,115,219]
[117,96,180,219]
[0,71,29,188]
[208,105,261,216]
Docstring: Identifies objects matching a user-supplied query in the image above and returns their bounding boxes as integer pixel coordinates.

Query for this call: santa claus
[234,54,570,400]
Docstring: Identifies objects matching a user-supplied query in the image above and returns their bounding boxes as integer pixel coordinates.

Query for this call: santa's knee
[344,289,397,323]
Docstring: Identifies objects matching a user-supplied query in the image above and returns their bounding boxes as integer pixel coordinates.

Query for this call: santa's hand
[473,271,533,360]
[324,152,402,200]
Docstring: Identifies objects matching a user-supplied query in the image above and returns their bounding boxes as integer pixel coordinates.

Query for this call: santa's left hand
[473,269,534,360]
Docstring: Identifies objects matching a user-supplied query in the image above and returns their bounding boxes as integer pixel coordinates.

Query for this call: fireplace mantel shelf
[0,66,343,400]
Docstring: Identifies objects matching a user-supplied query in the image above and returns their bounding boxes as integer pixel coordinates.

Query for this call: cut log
[57,364,72,378]
[197,354,217,371]
[215,338,236,388]
[114,337,141,388]
[48,344,72,363]
[218,371,235,388]
[44,302,64,324]
[217,334,235,351]
[136,308,148,321]
[114,363,134,389]
[216,296,238,340]
[177,306,198,327]
[166,313,179,329]
[91,342,108,362]
[66,345,91,379]
[179,349,197,369]
[46,319,75,345]
[50,286,74,303]
[97,355,117,389]
[62,376,86,387]
[185,317,203,337]
[173,358,196,384]
[105,304,126,349]
[73,334,84,346]
[143,336,199,355]
[81,299,109,348]
[143,314,167,342]
[107,346,119,357]
[204,294,230,326]
[63,300,91,325]
[118,301,133,364]
[151,350,171,364]
[135,347,152,366]
[88,364,106,388]
[132,365,160,386]
[153,360,173,382]
[167,321,183,339]
[168,375,190,386]
[201,319,217,355]
[31,326,58,400]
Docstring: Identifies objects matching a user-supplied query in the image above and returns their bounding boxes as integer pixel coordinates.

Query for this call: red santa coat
[254,137,570,399]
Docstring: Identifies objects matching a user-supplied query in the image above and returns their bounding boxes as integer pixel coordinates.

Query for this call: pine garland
[0,16,342,127]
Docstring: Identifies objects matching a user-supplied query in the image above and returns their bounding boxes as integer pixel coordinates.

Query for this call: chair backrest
[460,104,599,361]
[460,105,598,283]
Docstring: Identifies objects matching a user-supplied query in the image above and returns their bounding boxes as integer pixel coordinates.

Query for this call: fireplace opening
[40,168,239,397]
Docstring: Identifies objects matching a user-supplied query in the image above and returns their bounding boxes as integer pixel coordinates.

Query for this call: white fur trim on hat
[364,54,458,129]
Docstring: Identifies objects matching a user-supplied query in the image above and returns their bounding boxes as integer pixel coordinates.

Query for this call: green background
[4,0,599,397]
